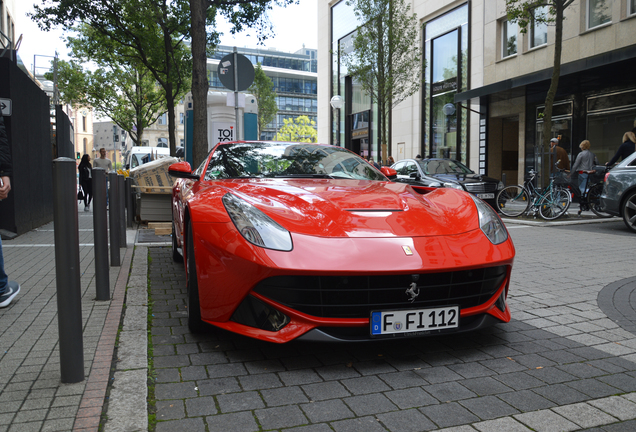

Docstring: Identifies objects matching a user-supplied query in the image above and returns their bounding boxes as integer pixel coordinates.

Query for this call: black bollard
[92,168,110,300]
[125,177,134,228]
[52,158,84,383]
[108,172,120,266]
[118,175,126,247]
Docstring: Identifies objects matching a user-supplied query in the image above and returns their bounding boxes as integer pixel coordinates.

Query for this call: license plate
[370,306,459,336]
[477,193,495,199]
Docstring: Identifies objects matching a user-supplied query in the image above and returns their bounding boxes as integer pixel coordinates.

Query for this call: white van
[124,146,171,169]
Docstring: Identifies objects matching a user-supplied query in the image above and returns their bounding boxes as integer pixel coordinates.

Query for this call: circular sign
[217,53,255,91]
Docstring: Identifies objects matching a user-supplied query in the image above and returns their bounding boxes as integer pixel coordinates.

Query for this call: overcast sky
[15,0,318,74]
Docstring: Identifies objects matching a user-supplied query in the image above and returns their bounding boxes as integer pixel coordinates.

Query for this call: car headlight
[497,181,504,190]
[443,182,464,190]
[222,193,293,251]
[470,195,508,245]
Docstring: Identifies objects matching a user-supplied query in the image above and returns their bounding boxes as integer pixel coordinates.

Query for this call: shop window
[501,19,518,58]
[530,6,548,48]
[587,0,611,29]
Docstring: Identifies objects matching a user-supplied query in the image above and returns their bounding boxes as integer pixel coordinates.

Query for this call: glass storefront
[424,4,468,162]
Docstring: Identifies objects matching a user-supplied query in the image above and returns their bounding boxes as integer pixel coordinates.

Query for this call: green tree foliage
[31,0,192,156]
[275,116,317,143]
[189,0,296,166]
[505,0,574,155]
[49,25,167,147]
[248,63,278,139]
[340,0,422,164]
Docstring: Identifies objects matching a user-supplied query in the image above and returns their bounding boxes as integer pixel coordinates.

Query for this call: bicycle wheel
[496,186,530,217]
[539,188,571,220]
[587,183,612,218]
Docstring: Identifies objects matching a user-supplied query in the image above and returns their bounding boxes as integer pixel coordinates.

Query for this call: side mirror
[169,161,200,180]
[409,172,421,180]
[381,166,397,180]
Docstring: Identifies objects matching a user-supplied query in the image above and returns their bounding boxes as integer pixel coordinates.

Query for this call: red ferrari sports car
[169,141,515,343]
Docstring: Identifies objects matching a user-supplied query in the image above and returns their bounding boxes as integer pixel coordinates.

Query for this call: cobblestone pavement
[149,219,636,432]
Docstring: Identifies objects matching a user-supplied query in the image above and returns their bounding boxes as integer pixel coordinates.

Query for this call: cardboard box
[130,157,179,193]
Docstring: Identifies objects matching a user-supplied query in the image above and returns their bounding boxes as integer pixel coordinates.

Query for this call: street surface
[148,219,636,432]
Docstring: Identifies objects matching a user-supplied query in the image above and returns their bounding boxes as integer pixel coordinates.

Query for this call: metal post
[126,177,134,228]
[118,175,126,246]
[233,47,240,140]
[92,168,110,300]
[52,158,84,383]
[108,172,120,266]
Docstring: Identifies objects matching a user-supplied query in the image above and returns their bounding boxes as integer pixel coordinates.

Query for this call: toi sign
[210,122,235,150]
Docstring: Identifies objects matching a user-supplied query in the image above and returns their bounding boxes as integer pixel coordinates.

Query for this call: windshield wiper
[273,174,334,179]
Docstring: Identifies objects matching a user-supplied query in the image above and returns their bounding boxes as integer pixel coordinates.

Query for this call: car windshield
[422,159,473,175]
[204,142,386,181]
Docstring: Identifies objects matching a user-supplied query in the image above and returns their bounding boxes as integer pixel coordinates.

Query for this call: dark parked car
[600,151,636,232]
[391,158,504,208]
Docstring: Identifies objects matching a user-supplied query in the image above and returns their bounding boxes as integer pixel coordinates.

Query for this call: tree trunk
[190,0,208,168]
[541,2,565,170]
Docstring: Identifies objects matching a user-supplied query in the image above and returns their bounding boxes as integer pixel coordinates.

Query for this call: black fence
[0,54,54,235]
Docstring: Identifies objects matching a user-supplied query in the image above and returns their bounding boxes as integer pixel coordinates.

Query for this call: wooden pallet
[148,222,172,236]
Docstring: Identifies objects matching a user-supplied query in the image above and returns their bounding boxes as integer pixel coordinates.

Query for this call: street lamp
[330,95,344,146]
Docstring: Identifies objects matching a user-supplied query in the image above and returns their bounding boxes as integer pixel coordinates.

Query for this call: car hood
[192,179,479,238]
[430,173,499,185]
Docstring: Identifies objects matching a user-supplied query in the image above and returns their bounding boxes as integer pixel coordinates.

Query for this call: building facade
[319,0,636,184]
[207,45,317,140]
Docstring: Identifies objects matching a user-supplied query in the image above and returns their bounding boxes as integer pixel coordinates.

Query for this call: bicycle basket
[552,171,570,186]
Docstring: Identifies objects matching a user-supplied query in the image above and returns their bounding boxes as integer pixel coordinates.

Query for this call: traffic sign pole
[233,47,240,141]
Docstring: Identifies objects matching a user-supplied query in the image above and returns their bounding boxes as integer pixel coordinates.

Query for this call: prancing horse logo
[405,282,419,303]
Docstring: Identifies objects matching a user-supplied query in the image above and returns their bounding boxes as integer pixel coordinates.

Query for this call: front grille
[464,182,498,193]
[253,266,508,318]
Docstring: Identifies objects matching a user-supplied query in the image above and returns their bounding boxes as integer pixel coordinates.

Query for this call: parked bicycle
[553,165,612,217]
[496,165,571,220]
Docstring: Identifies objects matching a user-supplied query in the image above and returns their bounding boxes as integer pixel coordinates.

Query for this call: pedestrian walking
[387,155,395,166]
[0,115,20,308]
[93,148,113,172]
[550,137,570,173]
[78,154,93,211]
[606,131,636,166]
[569,140,599,196]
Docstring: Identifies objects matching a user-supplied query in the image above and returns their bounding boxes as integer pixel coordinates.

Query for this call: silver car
[600,151,636,233]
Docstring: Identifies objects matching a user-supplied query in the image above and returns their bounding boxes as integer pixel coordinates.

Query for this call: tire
[186,223,204,333]
[622,191,636,233]
[172,222,183,262]
[496,186,530,217]
[539,188,571,220]
[588,184,612,218]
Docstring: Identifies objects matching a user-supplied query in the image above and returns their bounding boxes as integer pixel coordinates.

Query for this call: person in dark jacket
[0,115,20,308]
[606,131,636,166]
[78,154,93,211]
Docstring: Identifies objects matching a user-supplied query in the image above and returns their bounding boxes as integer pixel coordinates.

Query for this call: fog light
[231,295,290,332]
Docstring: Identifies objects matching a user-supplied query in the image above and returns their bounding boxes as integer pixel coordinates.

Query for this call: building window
[82,115,87,132]
[502,19,518,58]
[157,138,168,148]
[587,0,611,29]
[530,6,548,48]
[425,4,469,164]
[629,0,636,15]
[158,113,167,125]
[179,112,184,124]
[141,140,149,147]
